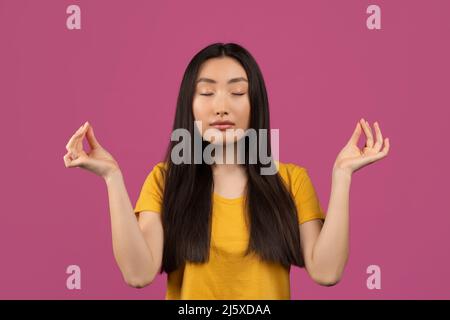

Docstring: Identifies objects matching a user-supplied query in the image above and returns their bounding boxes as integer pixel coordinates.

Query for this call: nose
[216,110,228,116]
[214,101,229,116]
[213,91,230,116]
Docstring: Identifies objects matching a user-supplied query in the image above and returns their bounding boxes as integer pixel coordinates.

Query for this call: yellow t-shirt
[134,161,326,300]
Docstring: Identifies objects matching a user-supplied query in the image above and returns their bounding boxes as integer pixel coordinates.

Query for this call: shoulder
[153,161,168,172]
[275,161,312,196]
[275,160,307,183]
[144,161,168,185]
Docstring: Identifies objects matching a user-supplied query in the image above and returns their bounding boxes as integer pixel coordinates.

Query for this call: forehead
[196,57,248,84]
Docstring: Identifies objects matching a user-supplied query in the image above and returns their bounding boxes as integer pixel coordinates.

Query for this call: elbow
[315,275,341,287]
[310,271,342,287]
[308,256,348,287]
[124,274,155,289]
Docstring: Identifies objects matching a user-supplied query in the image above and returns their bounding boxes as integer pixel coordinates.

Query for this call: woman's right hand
[63,121,120,179]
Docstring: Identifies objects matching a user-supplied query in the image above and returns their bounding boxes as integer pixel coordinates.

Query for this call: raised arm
[104,170,162,288]
[300,169,351,286]
[300,118,390,286]
[63,121,161,288]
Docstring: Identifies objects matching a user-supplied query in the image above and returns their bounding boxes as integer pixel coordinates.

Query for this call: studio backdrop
[0,0,449,299]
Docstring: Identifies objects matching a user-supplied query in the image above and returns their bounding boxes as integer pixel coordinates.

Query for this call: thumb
[86,124,101,149]
[64,151,87,168]
[347,121,362,146]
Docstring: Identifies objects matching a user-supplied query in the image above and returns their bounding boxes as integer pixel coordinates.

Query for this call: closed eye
[199,93,246,96]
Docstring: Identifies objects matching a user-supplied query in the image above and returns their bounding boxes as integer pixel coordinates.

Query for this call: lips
[210,120,235,131]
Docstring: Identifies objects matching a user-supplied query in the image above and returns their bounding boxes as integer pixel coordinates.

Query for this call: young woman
[63,42,390,299]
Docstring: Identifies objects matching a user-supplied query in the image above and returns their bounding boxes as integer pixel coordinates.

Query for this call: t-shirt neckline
[213,192,245,204]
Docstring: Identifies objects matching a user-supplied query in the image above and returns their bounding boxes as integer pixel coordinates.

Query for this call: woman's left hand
[333,118,390,175]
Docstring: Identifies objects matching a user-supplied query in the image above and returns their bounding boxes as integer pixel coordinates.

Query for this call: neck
[211,141,246,175]
[212,162,245,175]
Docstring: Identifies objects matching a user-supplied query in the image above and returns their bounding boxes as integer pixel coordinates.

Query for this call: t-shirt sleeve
[134,162,166,216]
[290,164,326,224]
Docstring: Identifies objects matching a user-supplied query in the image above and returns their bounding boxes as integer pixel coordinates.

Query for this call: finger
[372,121,383,153]
[65,122,89,153]
[63,152,81,168]
[345,121,361,147]
[366,137,390,163]
[86,124,101,149]
[381,137,390,155]
[361,118,374,149]
[65,123,86,151]
[64,152,86,168]
[63,153,72,167]
[69,156,85,168]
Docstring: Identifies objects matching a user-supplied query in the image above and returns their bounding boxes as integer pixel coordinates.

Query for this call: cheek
[236,101,251,128]
[192,100,211,137]
[192,99,207,122]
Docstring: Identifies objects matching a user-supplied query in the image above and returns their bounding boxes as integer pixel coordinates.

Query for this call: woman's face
[193,56,251,145]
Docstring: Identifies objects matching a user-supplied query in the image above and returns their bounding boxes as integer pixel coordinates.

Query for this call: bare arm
[300,169,351,286]
[63,122,163,288]
[300,118,389,286]
[104,169,162,288]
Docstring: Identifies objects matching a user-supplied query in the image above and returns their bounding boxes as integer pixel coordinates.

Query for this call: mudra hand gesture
[63,121,120,179]
[333,118,390,175]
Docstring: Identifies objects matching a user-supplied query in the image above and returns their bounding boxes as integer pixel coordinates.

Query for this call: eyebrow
[196,77,248,84]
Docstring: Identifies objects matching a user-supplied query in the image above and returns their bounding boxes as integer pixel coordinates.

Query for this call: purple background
[1,0,449,299]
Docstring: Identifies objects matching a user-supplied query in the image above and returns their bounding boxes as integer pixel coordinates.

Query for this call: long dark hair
[160,42,303,274]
